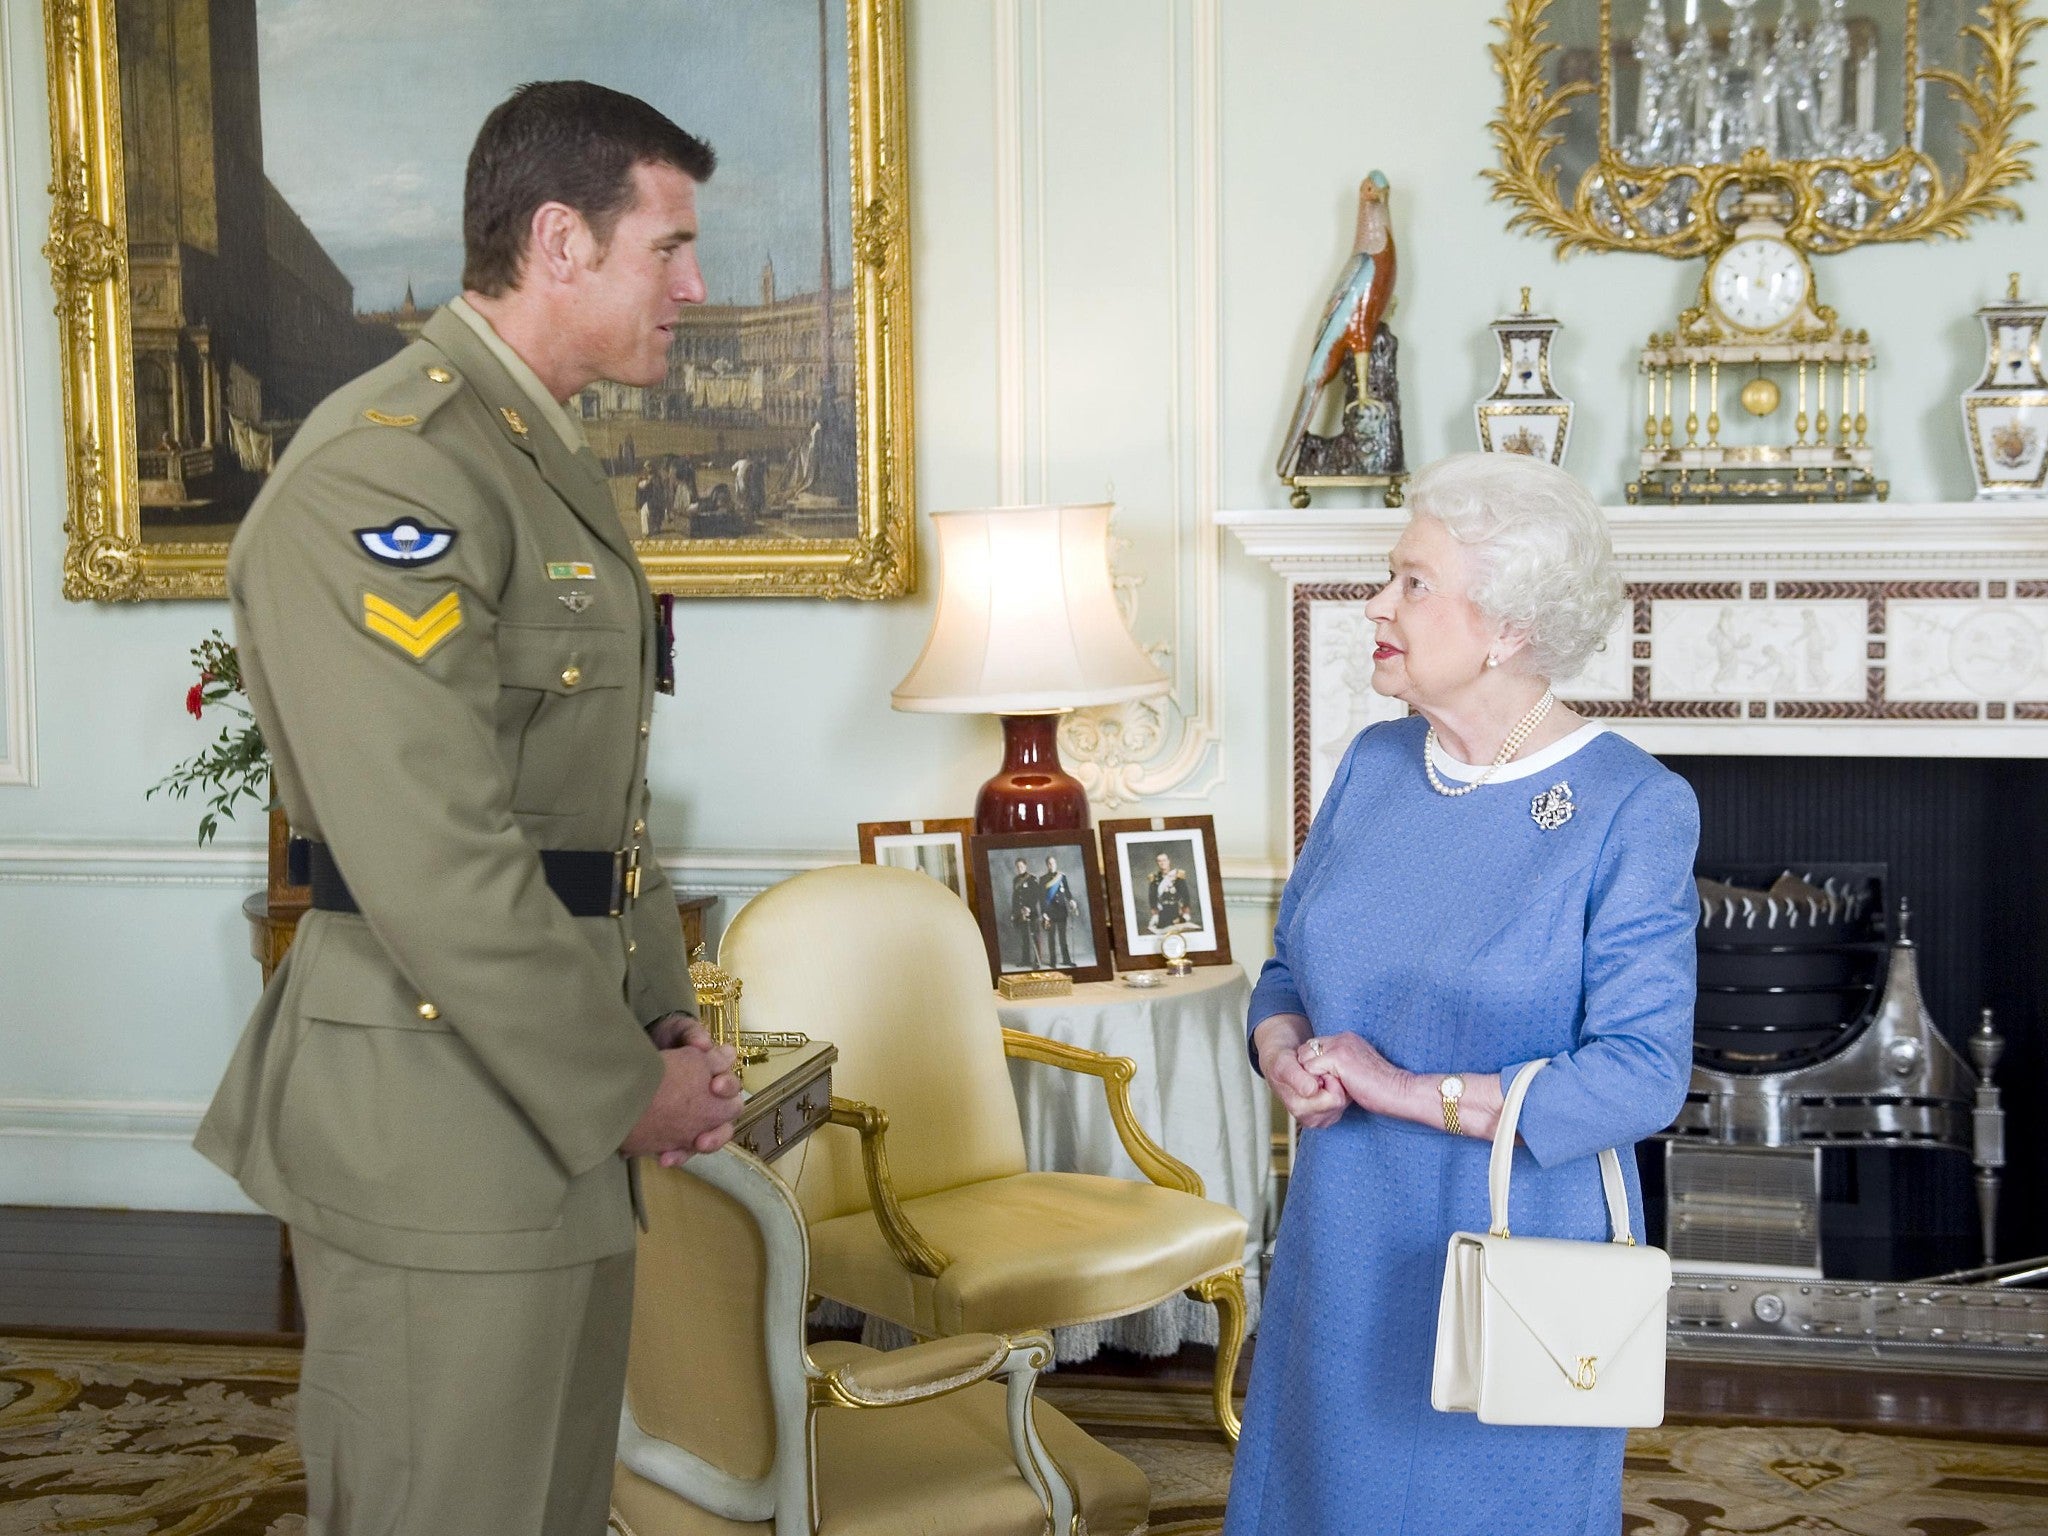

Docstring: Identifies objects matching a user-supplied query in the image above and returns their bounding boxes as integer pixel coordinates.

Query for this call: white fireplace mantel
[1219,501,2048,843]
[1220,502,2048,575]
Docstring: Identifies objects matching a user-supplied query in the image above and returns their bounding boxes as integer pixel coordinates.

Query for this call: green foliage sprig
[148,630,269,846]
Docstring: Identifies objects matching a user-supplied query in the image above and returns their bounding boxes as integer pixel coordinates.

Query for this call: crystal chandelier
[1620,0,1891,167]
[1605,0,1921,236]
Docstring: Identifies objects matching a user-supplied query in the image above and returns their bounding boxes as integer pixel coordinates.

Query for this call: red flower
[185,683,205,720]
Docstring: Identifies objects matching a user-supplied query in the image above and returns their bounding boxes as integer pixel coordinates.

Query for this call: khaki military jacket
[195,306,691,1271]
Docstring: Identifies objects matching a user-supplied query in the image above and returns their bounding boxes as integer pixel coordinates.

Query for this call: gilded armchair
[610,1145,1149,1536]
[717,863,1249,1442]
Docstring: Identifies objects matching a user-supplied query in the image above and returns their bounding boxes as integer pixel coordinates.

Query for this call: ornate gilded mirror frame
[42,0,914,601]
[1487,0,2042,257]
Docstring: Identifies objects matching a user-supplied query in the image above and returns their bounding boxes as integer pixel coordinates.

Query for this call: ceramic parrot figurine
[1277,172,1397,479]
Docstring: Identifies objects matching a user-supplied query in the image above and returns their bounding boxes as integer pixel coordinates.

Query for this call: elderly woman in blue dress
[1223,453,1698,1536]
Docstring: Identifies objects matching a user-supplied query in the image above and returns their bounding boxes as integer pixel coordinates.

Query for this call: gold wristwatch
[1438,1074,1466,1136]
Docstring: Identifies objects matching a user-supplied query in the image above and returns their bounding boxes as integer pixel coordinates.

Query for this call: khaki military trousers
[291,1229,633,1536]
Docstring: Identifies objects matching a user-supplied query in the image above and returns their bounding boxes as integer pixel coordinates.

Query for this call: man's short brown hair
[462,81,715,297]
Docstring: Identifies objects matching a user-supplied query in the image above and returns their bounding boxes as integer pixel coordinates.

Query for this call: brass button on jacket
[561,665,582,688]
[417,1002,440,1021]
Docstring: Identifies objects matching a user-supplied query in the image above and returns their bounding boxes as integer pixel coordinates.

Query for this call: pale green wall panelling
[1217,2,2048,506]
[1,2,34,788]
[3,0,2043,1208]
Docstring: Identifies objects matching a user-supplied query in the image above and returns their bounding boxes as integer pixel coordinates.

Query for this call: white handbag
[1429,1059,1671,1428]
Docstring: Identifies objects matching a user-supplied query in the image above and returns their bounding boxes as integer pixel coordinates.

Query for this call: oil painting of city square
[120,0,860,550]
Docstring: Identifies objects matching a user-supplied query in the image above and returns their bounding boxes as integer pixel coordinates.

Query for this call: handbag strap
[1488,1060,1634,1245]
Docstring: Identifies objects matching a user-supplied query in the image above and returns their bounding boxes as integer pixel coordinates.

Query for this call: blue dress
[1223,717,1698,1536]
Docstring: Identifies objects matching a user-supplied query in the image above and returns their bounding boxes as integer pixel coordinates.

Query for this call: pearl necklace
[1423,691,1556,797]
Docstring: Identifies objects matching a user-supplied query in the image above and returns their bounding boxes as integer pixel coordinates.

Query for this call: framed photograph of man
[857,819,974,907]
[42,0,912,600]
[1098,815,1231,972]
[968,830,1113,986]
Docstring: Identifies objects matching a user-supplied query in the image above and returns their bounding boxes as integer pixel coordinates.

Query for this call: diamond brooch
[1530,781,1576,831]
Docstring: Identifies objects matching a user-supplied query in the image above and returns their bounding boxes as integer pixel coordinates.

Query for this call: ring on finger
[1304,1036,1326,1059]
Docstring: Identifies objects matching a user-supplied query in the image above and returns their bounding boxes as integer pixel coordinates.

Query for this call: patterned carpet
[1038,1375,2048,1536]
[5,1335,2046,1535]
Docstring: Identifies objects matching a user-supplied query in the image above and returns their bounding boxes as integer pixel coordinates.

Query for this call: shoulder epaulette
[353,356,466,435]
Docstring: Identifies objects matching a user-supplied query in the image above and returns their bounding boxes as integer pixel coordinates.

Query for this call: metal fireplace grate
[1666,1144,1821,1276]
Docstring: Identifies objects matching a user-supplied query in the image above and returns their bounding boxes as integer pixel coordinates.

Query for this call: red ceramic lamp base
[975,713,1090,835]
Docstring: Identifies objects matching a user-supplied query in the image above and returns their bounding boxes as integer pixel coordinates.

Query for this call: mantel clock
[1629,195,1884,504]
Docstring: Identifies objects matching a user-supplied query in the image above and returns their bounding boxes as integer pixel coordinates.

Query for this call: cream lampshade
[893,503,1168,832]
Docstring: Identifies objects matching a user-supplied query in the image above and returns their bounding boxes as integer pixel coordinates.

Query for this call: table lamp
[892,503,1169,833]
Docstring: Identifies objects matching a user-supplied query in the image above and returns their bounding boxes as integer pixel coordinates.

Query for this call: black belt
[296,838,642,918]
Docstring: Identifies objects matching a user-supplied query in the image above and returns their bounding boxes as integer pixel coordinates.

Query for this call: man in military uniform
[1146,849,1195,933]
[1009,856,1044,968]
[1042,854,1076,967]
[194,82,735,1536]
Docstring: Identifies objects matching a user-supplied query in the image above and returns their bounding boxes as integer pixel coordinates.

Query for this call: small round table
[998,962,1268,1361]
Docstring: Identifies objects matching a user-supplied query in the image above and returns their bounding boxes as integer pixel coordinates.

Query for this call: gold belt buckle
[612,845,643,916]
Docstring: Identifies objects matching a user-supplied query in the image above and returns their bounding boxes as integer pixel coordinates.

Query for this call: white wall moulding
[0,1097,209,1141]
[0,842,267,886]
[994,0,1225,808]
[0,1098,257,1213]
[1220,503,2048,846]
[0,839,1282,1213]
[0,9,36,788]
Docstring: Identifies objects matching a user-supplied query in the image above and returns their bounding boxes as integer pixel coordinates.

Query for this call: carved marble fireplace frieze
[1220,504,2048,847]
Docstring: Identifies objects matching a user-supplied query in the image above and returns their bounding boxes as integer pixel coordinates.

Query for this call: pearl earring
[1486,656,1500,669]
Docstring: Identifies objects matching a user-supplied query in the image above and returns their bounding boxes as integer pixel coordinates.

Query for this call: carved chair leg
[1188,1267,1246,1445]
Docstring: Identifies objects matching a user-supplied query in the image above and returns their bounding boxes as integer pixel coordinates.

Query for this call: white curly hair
[1402,452,1624,681]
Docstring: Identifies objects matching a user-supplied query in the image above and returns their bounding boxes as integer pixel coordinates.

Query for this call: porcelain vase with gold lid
[1475,289,1573,467]
[1963,273,2048,499]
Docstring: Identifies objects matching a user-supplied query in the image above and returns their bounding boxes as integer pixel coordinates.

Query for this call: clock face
[1709,237,1809,334]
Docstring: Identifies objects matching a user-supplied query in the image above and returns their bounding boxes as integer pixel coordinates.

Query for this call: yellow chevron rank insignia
[362,590,463,660]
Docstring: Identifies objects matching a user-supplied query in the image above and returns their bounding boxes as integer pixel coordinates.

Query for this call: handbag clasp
[1571,1355,1598,1391]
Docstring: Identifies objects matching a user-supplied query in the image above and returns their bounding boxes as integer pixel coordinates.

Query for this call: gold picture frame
[41,0,914,601]
[1486,0,2043,258]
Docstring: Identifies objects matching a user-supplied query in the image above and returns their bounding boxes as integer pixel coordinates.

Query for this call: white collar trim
[1428,720,1608,784]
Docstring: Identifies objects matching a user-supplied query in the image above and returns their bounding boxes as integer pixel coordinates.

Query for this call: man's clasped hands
[621,1013,745,1166]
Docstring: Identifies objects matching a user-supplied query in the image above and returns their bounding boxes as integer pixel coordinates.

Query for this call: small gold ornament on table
[998,970,1075,1000]
[688,949,778,1072]
[1627,194,1886,506]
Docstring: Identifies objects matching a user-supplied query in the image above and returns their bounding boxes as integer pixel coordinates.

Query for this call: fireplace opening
[1638,755,2048,1279]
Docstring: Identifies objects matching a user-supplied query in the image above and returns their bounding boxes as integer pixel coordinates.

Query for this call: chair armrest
[808,1332,1010,1408]
[808,1331,1082,1534]
[1001,1332,1080,1535]
[1002,1028,1205,1197]
[826,1096,951,1278]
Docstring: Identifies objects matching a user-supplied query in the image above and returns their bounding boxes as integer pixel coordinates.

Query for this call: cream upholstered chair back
[719,863,1029,1224]
[620,1152,807,1528]
[614,1146,1147,1536]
